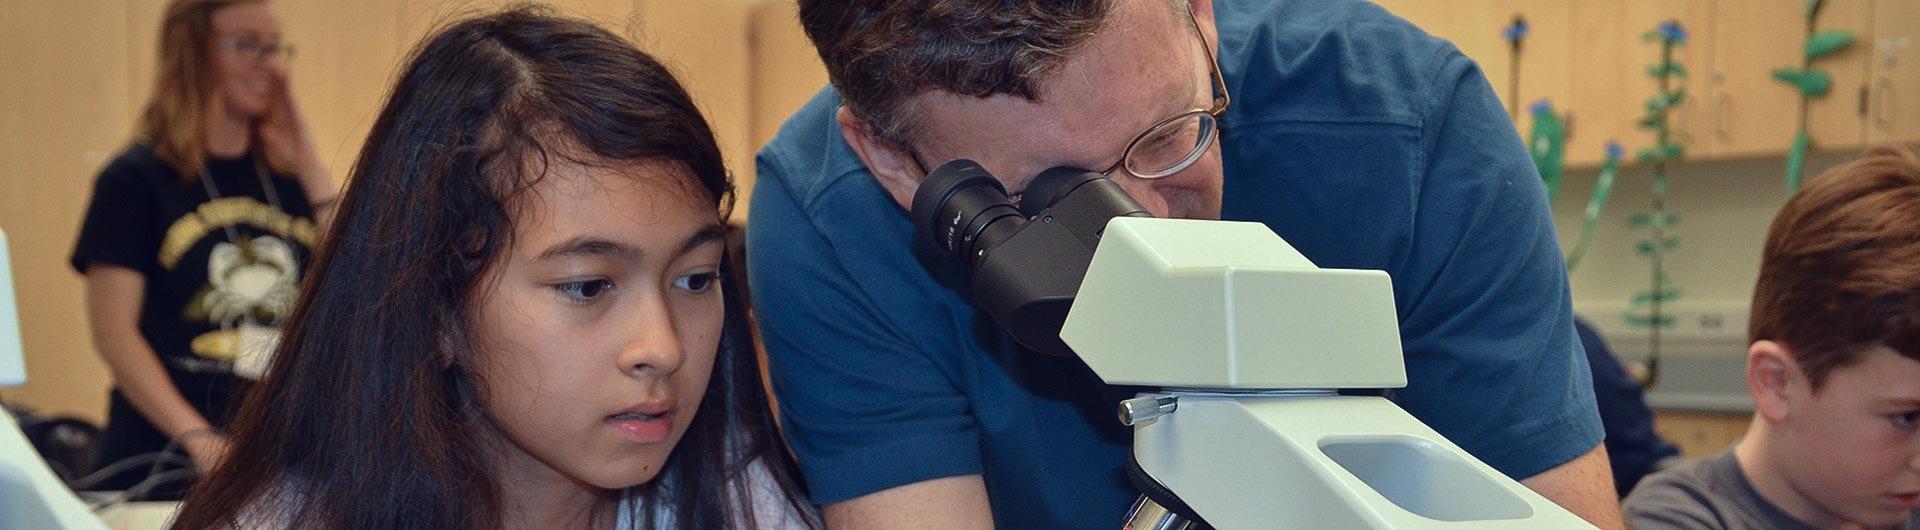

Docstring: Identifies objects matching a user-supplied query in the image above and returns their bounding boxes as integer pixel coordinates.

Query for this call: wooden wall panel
[0,0,140,423]
[748,1,827,152]
[276,0,408,180]
[637,0,756,223]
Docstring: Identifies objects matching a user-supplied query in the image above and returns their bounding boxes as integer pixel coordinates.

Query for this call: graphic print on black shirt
[71,144,316,393]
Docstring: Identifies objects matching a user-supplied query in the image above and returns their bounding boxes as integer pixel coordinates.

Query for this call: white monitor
[0,229,25,388]
[2,407,111,530]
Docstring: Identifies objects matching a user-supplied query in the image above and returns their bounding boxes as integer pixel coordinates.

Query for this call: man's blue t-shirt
[746,0,1604,527]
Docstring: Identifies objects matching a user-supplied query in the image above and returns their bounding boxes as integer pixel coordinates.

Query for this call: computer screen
[0,229,25,387]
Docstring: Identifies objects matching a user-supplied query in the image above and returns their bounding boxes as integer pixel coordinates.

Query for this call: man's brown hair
[795,0,1113,144]
[1749,146,1920,389]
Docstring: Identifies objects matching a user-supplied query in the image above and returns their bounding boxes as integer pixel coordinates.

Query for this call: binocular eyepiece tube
[908,159,1149,356]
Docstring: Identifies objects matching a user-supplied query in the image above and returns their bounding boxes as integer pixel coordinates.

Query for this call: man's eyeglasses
[905,4,1230,192]
[1100,3,1230,181]
[219,36,294,63]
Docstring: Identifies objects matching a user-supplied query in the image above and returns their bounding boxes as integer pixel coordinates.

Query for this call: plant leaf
[1635,147,1665,164]
[1632,288,1685,305]
[1773,68,1834,97]
[1806,30,1857,60]
[1798,69,1833,96]
[1785,130,1810,191]
[1623,313,1677,328]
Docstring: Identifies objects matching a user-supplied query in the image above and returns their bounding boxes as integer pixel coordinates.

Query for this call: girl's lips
[606,412,673,443]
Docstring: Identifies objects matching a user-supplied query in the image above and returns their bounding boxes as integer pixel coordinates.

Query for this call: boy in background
[1624,147,1920,529]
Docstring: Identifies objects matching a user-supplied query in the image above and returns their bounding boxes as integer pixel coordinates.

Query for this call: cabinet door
[1701,0,1872,160]
[1567,0,1715,168]
[1868,0,1920,145]
[1369,1,1581,163]
[1444,1,1579,165]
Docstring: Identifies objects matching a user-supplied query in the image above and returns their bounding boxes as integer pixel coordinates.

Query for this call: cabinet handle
[1715,92,1731,138]
[1875,77,1894,129]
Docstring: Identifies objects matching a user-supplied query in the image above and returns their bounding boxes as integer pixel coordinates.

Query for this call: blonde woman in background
[68,0,335,499]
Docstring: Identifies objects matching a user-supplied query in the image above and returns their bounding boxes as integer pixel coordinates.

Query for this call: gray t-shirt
[1625,450,1920,530]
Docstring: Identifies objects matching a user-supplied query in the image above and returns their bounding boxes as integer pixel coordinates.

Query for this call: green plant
[1528,99,1568,202]
[1626,20,1690,387]
[1772,0,1858,191]
[1564,141,1622,273]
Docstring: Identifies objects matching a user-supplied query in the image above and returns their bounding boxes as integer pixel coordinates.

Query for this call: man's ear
[1189,0,1219,55]
[836,106,922,210]
[1747,340,1798,423]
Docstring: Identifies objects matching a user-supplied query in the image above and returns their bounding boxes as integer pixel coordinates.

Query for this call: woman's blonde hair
[140,0,261,183]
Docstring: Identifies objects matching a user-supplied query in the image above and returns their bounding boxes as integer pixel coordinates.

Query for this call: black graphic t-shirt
[69,144,315,460]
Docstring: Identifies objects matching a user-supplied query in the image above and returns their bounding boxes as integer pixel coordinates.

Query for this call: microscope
[910,161,1594,529]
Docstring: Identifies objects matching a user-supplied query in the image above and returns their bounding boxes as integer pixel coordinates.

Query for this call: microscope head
[1058,218,1407,390]
[910,162,1406,391]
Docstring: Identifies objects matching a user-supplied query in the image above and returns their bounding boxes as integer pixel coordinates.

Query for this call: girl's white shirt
[230,457,814,529]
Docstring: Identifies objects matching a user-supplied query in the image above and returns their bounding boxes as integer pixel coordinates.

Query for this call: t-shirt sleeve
[1622,468,1728,530]
[70,158,161,274]
[1391,49,1604,480]
[746,150,983,505]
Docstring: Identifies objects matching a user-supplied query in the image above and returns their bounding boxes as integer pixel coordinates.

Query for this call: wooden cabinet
[1566,1,1715,167]
[1698,0,1873,160]
[1376,0,1911,167]
[1868,0,1920,145]
[1371,0,1589,164]
[1652,410,1750,458]
[1447,1,1579,165]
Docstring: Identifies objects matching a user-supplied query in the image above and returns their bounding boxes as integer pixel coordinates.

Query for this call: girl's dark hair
[170,6,813,529]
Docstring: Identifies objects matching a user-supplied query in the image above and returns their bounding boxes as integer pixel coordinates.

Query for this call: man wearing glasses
[747,0,1623,528]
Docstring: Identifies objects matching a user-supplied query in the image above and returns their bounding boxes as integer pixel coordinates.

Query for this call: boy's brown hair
[1749,146,1920,389]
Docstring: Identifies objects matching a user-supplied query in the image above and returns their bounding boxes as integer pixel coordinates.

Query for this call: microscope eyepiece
[912,160,1027,269]
[908,159,1150,356]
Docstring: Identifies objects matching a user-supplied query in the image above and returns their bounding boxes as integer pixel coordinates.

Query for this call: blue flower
[1530,98,1553,116]
[1503,18,1530,43]
[1606,140,1625,160]
[1658,20,1687,44]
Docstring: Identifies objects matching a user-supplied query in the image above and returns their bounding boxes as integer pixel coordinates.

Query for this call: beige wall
[0,0,825,423]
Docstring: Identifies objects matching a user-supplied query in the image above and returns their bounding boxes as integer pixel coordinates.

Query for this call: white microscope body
[1059,218,1594,529]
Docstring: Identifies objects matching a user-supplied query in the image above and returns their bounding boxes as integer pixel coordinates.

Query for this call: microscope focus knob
[1118,395,1179,426]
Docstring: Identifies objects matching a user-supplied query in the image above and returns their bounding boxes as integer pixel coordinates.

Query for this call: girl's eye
[1893,410,1919,429]
[553,279,615,301]
[674,272,720,294]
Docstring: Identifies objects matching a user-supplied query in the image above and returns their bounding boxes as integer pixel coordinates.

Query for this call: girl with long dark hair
[168,6,815,529]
